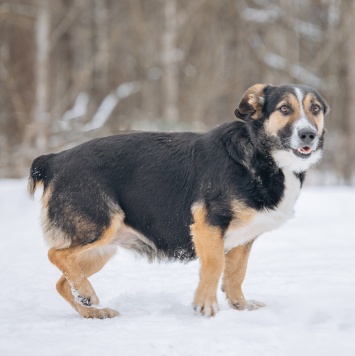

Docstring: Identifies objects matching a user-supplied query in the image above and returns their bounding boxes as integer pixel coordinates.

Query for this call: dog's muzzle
[292,127,319,158]
[298,128,317,146]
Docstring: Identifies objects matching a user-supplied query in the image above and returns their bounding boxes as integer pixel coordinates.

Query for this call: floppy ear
[235,84,269,120]
[323,100,330,116]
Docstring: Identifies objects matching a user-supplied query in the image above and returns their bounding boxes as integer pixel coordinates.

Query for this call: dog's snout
[298,128,317,145]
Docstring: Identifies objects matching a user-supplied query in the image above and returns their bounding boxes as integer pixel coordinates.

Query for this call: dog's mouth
[292,146,313,158]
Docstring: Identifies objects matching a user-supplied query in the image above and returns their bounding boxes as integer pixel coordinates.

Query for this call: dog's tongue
[298,146,312,154]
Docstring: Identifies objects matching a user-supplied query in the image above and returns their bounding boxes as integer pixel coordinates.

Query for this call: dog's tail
[28,153,56,198]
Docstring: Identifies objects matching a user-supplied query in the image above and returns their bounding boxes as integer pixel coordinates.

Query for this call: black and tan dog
[29,84,329,318]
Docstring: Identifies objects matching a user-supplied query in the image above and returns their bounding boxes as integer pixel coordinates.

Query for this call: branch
[248,41,325,89]
[50,3,80,47]
[84,82,141,132]
[0,62,29,127]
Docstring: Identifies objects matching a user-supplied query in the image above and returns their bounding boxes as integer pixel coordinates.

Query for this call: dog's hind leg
[48,216,121,319]
[53,246,118,319]
[191,205,225,317]
[222,240,265,311]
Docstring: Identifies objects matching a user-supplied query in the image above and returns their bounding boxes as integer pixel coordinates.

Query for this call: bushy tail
[28,153,55,197]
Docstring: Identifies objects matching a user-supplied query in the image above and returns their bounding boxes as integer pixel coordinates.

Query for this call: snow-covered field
[0,179,354,356]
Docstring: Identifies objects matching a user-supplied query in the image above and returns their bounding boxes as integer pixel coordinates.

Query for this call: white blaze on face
[291,88,318,151]
[271,87,323,173]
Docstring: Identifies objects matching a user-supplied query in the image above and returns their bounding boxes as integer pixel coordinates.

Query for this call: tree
[33,0,50,153]
[0,0,354,183]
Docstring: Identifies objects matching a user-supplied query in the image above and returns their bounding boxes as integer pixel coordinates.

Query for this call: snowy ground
[0,179,354,356]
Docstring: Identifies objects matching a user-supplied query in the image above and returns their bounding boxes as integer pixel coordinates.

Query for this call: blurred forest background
[0,0,354,184]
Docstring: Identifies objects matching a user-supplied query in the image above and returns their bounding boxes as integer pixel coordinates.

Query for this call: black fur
[30,123,286,261]
[29,84,328,262]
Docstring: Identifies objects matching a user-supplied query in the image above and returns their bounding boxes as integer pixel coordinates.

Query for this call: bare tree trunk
[34,0,50,153]
[94,0,109,92]
[161,0,179,124]
[343,1,355,184]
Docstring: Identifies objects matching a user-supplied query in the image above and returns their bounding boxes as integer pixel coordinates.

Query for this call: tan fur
[48,213,122,318]
[55,247,118,319]
[222,241,253,309]
[223,204,261,311]
[41,186,125,250]
[238,84,267,119]
[190,204,225,316]
[228,200,257,229]
[264,93,301,136]
[112,224,164,261]
[28,179,43,198]
[303,93,325,135]
[41,184,52,207]
[40,186,72,249]
[222,241,265,311]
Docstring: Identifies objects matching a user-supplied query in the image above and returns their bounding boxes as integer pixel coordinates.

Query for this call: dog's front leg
[191,205,225,317]
[222,240,265,311]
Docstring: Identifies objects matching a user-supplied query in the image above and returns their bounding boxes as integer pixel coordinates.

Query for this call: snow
[62,92,89,121]
[264,52,286,70]
[294,19,322,41]
[242,7,279,23]
[0,180,354,356]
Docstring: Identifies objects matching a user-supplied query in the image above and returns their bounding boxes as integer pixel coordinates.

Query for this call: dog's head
[235,84,329,173]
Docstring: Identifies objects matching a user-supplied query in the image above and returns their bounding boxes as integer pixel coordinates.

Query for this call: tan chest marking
[224,169,301,251]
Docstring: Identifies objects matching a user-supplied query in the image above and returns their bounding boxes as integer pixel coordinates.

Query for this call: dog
[29,83,329,318]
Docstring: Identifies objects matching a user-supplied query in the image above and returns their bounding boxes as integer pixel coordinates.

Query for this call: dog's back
[29,132,205,258]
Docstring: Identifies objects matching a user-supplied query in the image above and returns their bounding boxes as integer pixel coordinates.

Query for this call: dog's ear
[323,99,330,116]
[235,84,269,120]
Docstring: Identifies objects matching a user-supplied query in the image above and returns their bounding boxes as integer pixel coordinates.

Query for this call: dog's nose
[298,128,317,145]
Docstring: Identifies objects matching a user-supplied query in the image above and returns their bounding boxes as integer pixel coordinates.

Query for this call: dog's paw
[193,299,219,317]
[79,306,120,319]
[229,299,265,311]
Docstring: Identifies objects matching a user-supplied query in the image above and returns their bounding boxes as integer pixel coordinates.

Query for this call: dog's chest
[224,169,301,251]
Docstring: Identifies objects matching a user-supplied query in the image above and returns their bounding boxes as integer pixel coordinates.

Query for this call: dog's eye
[279,105,290,114]
[312,105,321,114]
